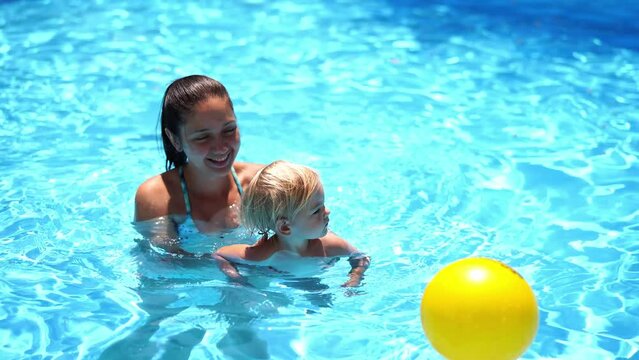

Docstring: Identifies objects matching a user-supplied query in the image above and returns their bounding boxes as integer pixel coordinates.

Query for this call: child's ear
[276,218,291,235]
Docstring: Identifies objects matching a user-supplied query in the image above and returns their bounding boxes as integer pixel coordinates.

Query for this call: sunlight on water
[0,0,638,359]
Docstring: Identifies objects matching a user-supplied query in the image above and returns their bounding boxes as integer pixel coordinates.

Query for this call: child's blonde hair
[241,160,321,234]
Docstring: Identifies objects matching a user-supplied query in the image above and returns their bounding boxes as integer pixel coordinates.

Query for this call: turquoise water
[1,0,638,359]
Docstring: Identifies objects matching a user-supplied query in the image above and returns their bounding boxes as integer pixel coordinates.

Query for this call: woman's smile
[206,151,232,168]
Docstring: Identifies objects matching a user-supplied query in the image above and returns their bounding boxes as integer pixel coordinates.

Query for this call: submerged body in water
[240,251,341,278]
[119,230,340,360]
[134,214,256,257]
[220,253,340,299]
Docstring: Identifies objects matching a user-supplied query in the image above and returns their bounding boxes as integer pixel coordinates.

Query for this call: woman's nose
[211,139,228,152]
[324,207,330,217]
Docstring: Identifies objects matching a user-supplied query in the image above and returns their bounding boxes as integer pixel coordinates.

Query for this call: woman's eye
[224,128,237,135]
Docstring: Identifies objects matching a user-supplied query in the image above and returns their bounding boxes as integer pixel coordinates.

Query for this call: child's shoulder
[244,240,277,261]
[317,232,357,257]
[215,244,250,261]
[217,237,276,263]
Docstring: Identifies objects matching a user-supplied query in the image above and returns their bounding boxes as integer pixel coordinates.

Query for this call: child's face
[290,184,330,240]
[181,97,239,175]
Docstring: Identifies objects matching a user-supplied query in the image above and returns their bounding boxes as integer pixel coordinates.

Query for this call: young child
[213,161,369,287]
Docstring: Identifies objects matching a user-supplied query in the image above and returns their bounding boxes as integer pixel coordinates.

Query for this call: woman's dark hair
[160,75,235,171]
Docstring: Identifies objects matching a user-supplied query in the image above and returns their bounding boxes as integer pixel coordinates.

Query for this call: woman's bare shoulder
[134,169,182,221]
[234,162,265,185]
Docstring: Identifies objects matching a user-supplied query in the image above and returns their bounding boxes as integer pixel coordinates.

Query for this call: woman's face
[179,96,240,176]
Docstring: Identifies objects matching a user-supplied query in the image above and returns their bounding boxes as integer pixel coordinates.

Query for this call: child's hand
[341,278,362,288]
[342,253,370,289]
[342,283,365,297]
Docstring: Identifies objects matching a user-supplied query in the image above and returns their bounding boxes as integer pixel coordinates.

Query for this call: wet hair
[160,75,235,171]
[241,161,322,235]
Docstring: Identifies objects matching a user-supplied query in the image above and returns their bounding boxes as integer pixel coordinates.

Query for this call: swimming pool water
[1,0,638,359]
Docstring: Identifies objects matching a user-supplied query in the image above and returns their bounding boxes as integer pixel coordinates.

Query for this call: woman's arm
[134,172,189,254]
[234,162,266,189]
[133,216,192,256]
[214,245,250,283]
[212,253,244,281]
[134,173,174,221]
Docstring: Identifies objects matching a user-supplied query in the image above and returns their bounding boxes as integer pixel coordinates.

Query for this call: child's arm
[343,252,371,287]
[213,245,249,284]
[321,232,370,287]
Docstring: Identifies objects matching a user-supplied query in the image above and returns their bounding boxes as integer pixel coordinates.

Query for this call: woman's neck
[183,163,234,197]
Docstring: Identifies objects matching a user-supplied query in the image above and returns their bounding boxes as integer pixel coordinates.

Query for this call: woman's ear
[164,128,183,152]
[276,218,291,235]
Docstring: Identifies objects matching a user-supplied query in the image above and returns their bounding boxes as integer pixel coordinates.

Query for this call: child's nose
[324,207,330,216]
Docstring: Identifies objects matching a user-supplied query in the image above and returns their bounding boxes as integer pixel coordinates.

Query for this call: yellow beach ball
[420,257,538,360]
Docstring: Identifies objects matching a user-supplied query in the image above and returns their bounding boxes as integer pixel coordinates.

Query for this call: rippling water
[1,0,638,359]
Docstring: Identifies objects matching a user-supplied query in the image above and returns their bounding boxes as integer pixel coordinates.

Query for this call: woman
[134,75,263,253]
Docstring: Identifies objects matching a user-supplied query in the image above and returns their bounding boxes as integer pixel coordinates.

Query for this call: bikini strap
[180,166,241,216]
[231,166,244,196]
[178,166,192,216]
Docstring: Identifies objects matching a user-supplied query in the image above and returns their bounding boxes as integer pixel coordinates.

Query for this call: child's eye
[223,127,237,134]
